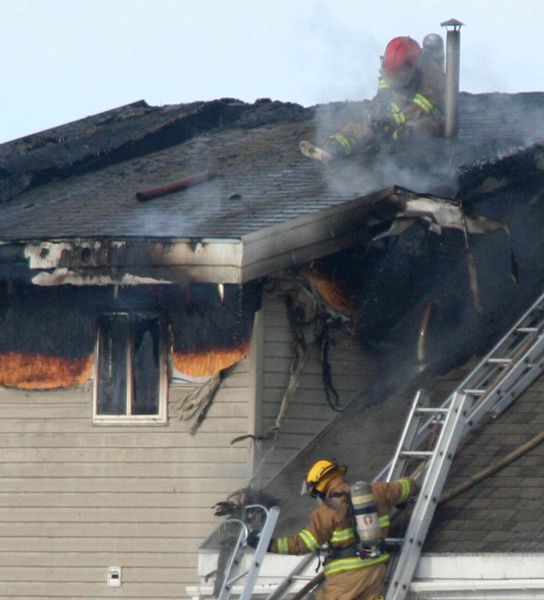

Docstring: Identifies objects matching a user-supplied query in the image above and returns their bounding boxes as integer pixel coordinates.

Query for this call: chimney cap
[441,18,464,30]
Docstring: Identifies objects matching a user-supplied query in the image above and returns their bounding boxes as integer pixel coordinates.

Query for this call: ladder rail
[377,292,544,482]
[385,392,468,600]
[385,390,427,482]
[239,505,280,600]
[264,553,316,600]
[465,332,544,431]
[217,520,249,600]
[217,504,280,600]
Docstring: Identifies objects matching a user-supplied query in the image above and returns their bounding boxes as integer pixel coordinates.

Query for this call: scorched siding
[0,356,254,599]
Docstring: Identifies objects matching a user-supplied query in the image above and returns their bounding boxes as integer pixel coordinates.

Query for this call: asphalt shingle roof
[2,93,544,242]
[426,373,544,552]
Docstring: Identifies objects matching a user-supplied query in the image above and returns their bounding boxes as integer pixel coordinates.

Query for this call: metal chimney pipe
[441,18,464,138]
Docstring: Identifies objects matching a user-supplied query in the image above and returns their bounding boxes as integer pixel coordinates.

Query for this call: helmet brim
[301,464,347,496]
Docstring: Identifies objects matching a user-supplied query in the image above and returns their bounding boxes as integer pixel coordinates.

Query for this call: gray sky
[1,0,542,144]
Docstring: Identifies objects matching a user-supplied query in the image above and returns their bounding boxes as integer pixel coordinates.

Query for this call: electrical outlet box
[107,566,122,587]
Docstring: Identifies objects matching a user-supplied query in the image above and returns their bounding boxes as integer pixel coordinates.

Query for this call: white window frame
[92,311,168,425]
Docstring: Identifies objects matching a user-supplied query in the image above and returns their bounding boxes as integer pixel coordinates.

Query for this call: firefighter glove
[246,530,261,549]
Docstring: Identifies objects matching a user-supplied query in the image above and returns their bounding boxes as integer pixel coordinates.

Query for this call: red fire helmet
[382,36,421,86]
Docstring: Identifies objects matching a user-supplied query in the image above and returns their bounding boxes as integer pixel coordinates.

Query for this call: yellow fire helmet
[301,459,347,497]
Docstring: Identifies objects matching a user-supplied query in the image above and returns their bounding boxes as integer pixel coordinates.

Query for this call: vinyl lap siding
[0,357,253,599]
[255,292,375,485]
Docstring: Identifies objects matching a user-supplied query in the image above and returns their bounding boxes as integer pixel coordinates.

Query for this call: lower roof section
[412,553,544,599]
[188,551,544,600]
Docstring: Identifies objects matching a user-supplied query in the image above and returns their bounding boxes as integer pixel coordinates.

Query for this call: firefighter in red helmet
[266,459,419,600]
[324,36,445,160]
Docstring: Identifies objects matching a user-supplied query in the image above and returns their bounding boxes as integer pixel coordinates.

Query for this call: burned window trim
[92,311,168,426]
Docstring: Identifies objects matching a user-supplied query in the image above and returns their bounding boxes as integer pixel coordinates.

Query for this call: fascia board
[8,238,244,285]
[410,579,544,598]
[240,188,395,281]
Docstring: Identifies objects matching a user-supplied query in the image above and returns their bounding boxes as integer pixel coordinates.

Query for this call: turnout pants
[316,563,387,600]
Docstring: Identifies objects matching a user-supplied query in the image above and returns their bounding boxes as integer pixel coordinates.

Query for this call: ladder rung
[487,357,512,364]
[463,388,486,395]
[400,450,434,458]
[227,570,249,586]
[415,407,449,414]
[516,326,538,333]
[385,537,404,546]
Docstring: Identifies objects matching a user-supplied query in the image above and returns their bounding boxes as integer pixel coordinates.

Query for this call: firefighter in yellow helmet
[324,36,445,160]
[268,459,418,600]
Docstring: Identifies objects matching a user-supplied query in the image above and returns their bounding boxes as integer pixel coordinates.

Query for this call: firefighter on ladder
[322,36,445,160]
[267,459,418,600]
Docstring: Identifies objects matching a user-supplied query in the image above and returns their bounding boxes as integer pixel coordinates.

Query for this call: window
[93,312,167,424]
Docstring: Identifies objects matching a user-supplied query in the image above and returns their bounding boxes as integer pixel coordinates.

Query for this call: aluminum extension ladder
[266,290,544,600]
[217,504,280,600]
[381,289,544,600]
[383,389,468,600]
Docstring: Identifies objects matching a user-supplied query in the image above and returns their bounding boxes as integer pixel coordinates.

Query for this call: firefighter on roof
[325,36,445,160]
[266,459,418,600]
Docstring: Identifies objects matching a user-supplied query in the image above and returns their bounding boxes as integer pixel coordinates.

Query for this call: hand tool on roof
[135,169,216,201]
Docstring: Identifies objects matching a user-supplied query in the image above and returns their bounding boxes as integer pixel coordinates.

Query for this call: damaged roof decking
[2,93,544,283]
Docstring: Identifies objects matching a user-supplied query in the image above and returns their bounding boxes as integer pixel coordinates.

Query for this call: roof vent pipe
[441,18,464,138]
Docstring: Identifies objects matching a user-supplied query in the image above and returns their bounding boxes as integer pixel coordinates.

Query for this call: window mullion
[126,323,134,417]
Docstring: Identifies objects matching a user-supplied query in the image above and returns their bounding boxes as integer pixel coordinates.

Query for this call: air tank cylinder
[351,480,381,552]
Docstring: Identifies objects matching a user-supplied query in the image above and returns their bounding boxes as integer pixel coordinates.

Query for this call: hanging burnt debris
[292,193,512,374]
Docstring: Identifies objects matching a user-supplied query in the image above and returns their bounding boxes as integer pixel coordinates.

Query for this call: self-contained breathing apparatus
[350,480,383,559]
[325,480,384,564]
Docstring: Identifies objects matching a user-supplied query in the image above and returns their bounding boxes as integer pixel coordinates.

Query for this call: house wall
[0,355,255,599]
[0,292,375,598]
[253,291,376,486]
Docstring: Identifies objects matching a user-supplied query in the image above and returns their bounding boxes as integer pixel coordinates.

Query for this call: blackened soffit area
[0,93,544,241]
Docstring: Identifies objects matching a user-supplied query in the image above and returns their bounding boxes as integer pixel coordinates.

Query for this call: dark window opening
[95,312,164,419]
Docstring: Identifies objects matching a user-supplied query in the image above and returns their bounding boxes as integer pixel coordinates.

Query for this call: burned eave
[0,238,245,285]
[0,185,513,288]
